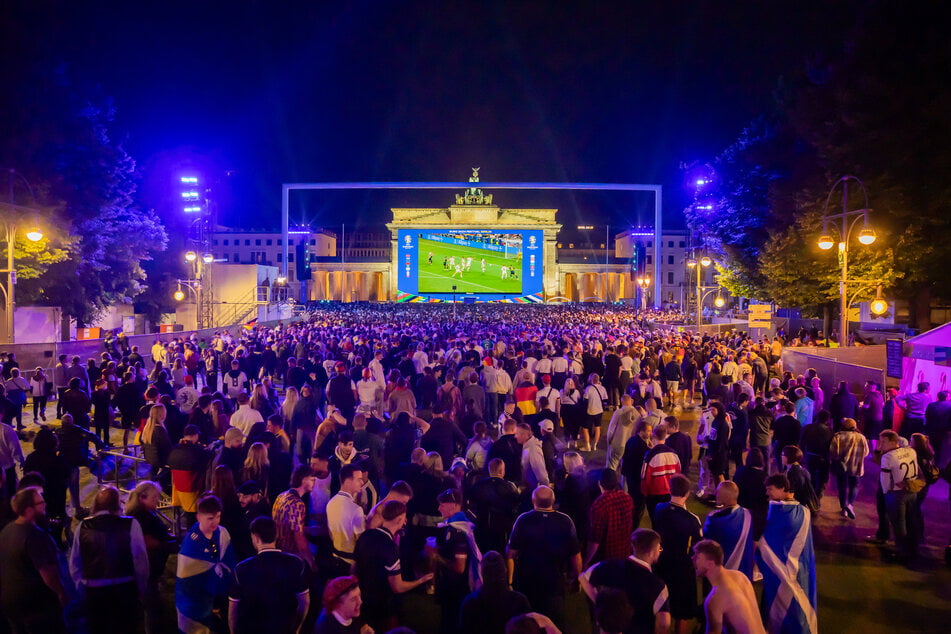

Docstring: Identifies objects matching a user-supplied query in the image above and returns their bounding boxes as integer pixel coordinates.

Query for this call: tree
[0,66,168,325]
[686,4,950,328]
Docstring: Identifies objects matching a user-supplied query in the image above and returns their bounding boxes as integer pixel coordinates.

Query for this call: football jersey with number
[880,446,918,492]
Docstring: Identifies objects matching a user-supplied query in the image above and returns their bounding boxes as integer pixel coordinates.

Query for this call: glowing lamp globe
[714,296,725,308]
[26,229,43,242]
[173,290,185,302]
[276,276,288,284]
[817,235,835,250]
[858,228,877,245]
[700,256,713,267]
[184,251,197,262]
[870,298,888,315]
[202,253,214,264]
[686,258,697,268]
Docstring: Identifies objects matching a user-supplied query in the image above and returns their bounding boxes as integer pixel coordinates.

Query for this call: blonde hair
[563,451,585,473]
[423,451,444,474]
[141,404,167,445]
[243,441,270,473]
[124,480,162,515]
[282,387,299,422]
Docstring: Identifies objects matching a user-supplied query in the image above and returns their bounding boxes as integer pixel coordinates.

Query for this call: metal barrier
[781,349,886,400]
[98,444,185,535]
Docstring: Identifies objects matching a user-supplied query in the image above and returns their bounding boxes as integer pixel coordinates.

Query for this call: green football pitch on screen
[417,237,524,294]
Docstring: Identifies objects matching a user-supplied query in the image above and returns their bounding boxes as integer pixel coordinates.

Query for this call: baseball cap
[437,489,462,505]
[237,480,262,495]
[539,420,555,433]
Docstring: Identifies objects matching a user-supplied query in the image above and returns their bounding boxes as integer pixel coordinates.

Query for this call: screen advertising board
[397,229,543,301]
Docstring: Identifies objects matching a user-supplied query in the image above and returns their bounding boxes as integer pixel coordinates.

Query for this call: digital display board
[397,229,543,301]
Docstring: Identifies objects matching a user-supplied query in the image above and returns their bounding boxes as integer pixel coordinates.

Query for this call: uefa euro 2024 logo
[403,234,413,249]
[528,235,537,249]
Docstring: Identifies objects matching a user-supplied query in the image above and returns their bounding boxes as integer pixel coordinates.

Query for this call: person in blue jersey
[756,474,817,634]
[702,481,754,581]
[176,494,237,633]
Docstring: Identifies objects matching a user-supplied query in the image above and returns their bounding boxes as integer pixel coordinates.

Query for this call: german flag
[243,318,258,330]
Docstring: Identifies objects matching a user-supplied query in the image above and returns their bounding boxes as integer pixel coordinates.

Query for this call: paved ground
[22,399,951,633]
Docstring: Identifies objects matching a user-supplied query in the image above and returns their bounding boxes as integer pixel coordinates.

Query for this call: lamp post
[636,275,651,311]
[2,169,43,344]
[817,176,877,347]
[686,254,714,332]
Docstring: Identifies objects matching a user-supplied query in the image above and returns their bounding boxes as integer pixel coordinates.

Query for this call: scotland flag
[703,504,755,580]
[756,500,817,634]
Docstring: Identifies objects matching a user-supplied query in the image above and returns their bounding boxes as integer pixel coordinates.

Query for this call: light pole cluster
[2,169,44,344]
[175,176,215,329]
[816,175,886,346]
[636,275,651,311]
[686,253,723,331]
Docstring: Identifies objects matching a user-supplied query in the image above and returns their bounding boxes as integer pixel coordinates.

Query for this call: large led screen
[397,229,543,301]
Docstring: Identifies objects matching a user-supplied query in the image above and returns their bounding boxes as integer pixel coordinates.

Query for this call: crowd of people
[0,303,948,634]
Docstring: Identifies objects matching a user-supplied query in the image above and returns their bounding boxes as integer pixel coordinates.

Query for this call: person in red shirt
[641,424,682,521]
[584,469,634,567]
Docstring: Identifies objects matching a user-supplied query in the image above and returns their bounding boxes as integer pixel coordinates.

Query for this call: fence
[782,347,888,399]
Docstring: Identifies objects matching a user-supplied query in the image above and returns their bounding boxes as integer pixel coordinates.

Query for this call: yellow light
[700,256,712,267]
[714,296,725,308]
[870,298,888,315]
[858,228,877,245]
[202,253,214,264]
[276,276,288,284]
[25,229,43,242]
[817,235,835,250]
[184,251,197,262]
[173,290,185,302]
[686,258,697,268]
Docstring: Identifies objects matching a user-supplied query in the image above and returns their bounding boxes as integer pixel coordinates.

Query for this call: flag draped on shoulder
[703,504,754,581]
[756,500,817,634]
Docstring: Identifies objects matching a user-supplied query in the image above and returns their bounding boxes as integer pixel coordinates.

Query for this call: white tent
[900,321,951,396]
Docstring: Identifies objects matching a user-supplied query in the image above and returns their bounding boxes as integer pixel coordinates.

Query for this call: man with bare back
[691,539,765,634]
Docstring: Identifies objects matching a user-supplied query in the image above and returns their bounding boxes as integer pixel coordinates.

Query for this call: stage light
[181,191,200,201]
[276,276,288,284]
[184,251,197,262]
[817,235,835,250]
[202,253,214,264]
[25,229,43,242]
[858,228,877,245]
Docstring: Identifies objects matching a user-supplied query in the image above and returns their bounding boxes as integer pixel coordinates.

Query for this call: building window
[233,253,239,262]
[569,243,574,249]
[647,241,652,247]
[667,241,674,248]
[223,239,229,246]
[288,253,294,262]
[266,239,272,246]
[255,239,262,246]
[277,253,282,262]
[679,241,686,248]
[667,255,674,265]
[212,239,218,246]
[310,239,316,245]
[668,271,674,284]
[244,239,250,246]
[646,255,652,264]
[557,243,562,248]
[277,239,282,246]
[289,239,294,246]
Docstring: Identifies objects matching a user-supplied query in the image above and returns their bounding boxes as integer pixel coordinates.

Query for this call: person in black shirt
[506,485,581,626]
[487,418,523,485]
[420,408,468,471]
[581,527,671,634]
[652,474,703,631]
[353,500,432,633]
[468,458,521,553]
[664,416,693,475]
[459,550,531,634]
[125,481,177,633]
[733,447,769,539]
[228,517,310,634]
[770,401,801,472]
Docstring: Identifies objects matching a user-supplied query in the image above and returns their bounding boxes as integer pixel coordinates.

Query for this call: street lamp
[2,169,44,343]
[201,252,214,264]
[816,175,878,346]
[184,250,197,262]
[687,251,714,331]
[636,275,651,311]
[870,287,888,316]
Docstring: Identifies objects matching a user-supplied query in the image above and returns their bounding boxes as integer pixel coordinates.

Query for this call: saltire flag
[756,500,817,634]
[703,504,755,581]
[176,525,236,631]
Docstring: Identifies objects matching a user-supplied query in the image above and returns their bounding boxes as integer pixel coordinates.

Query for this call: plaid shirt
[589,489,634,560]
[272,489,306,555]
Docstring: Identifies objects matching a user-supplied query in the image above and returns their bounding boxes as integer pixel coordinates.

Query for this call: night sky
[3,0,869,235]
